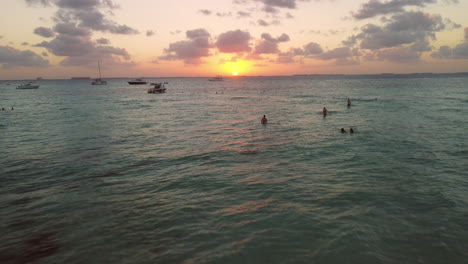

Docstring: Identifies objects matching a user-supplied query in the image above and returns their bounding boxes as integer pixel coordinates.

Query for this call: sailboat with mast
[91,61,107,85]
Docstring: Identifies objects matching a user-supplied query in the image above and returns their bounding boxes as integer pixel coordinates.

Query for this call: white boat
[208,75,224,81]
[91,61,107,85]
[128,78,147,85]
[147,82,167,93]
[17,82,40,89]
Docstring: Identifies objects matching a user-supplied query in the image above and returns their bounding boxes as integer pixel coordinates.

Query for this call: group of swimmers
[261,98,356,133]
[1,107,14,110]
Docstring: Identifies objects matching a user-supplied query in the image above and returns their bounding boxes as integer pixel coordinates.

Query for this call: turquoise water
[1,76,467,263]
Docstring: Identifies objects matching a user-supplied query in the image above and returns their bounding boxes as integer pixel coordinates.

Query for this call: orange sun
[232,72,238,76]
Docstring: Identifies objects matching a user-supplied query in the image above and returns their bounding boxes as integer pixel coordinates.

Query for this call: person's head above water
[341,128,346,133]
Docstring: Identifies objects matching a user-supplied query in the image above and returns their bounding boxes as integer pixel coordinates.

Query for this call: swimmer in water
[322,107,328,116]
[347,98,351,107]
[350,128,355,134]
[261,115,268,124]
[341,128,346,133]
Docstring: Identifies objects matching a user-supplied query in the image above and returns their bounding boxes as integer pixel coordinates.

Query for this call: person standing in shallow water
[347,98,351,107]
[322,107,328,116]
[261,115,268,124]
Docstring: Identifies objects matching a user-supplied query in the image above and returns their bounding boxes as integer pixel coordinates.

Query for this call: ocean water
[0,75,467,263]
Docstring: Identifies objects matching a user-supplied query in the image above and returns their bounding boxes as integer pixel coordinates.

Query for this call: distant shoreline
[1,72,468,81]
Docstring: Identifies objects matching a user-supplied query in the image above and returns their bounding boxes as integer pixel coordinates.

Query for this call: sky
[1,0,468,79]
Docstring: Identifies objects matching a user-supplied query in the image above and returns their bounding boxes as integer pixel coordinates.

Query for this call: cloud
[216,30,252,53]
[236,0,310,13]
[199,9,212,15]
[54,23,91,36]
[35,35,95,56]
[34,27,55,38]
[0,46,49,68]
[25,0,51,6]
[257,19,281,27]
[96,37,110,44]
[356,11,446,50]
[353,0,437,20]
[302,42,323,57]
[237,11,251,18]
[431,42,468,59]
[373,47,422,62]
[146,30,155,37]
[34,34,131,67]
[216,12,232,17]
[465,27,468,41]
[67,9,139,34]
[22,42,30,46]
[255,0,306,9]
[316,47,352,60]
[159,28,212,65]
[28,0,138,35]
[253,33,290,54]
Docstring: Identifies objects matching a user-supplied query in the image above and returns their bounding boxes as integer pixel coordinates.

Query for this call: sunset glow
[1,0,468,79]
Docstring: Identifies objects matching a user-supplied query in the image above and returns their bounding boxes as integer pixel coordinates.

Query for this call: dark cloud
[356,12,446,50]
[257,19,281,26]
[42,52,48,56]
[26,0,119,9]
[431,43,468,59]
[303,42,324,55]
[256,0,302,9]
[373,47,422,62]
[96,38,110,44]
[34,34,131,67]
[54,23,91,36]
[216,30,252,53]
[35,35,95,56]
[27,0,138,35]
[253,33,290,54]
[353,0,436,20]
[68,9,139,34]
[235,0,310,13]
[25,0,51,6]
[34,27,55,38]
[262,5,279,13]
[216,12,232,17]
[0,46,49,68]
[410,40,432,52]
[237,11,251,17]
[258,19,269,26]
[159,29,212,65]
[146,30,155,37]
[199,9,212,15]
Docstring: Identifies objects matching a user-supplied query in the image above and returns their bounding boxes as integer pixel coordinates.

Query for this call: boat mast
[98,61,102,79]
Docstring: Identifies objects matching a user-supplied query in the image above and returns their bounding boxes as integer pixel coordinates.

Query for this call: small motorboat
[128,78,147,85]
[17,82,40,89]
[147,82,167,93]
